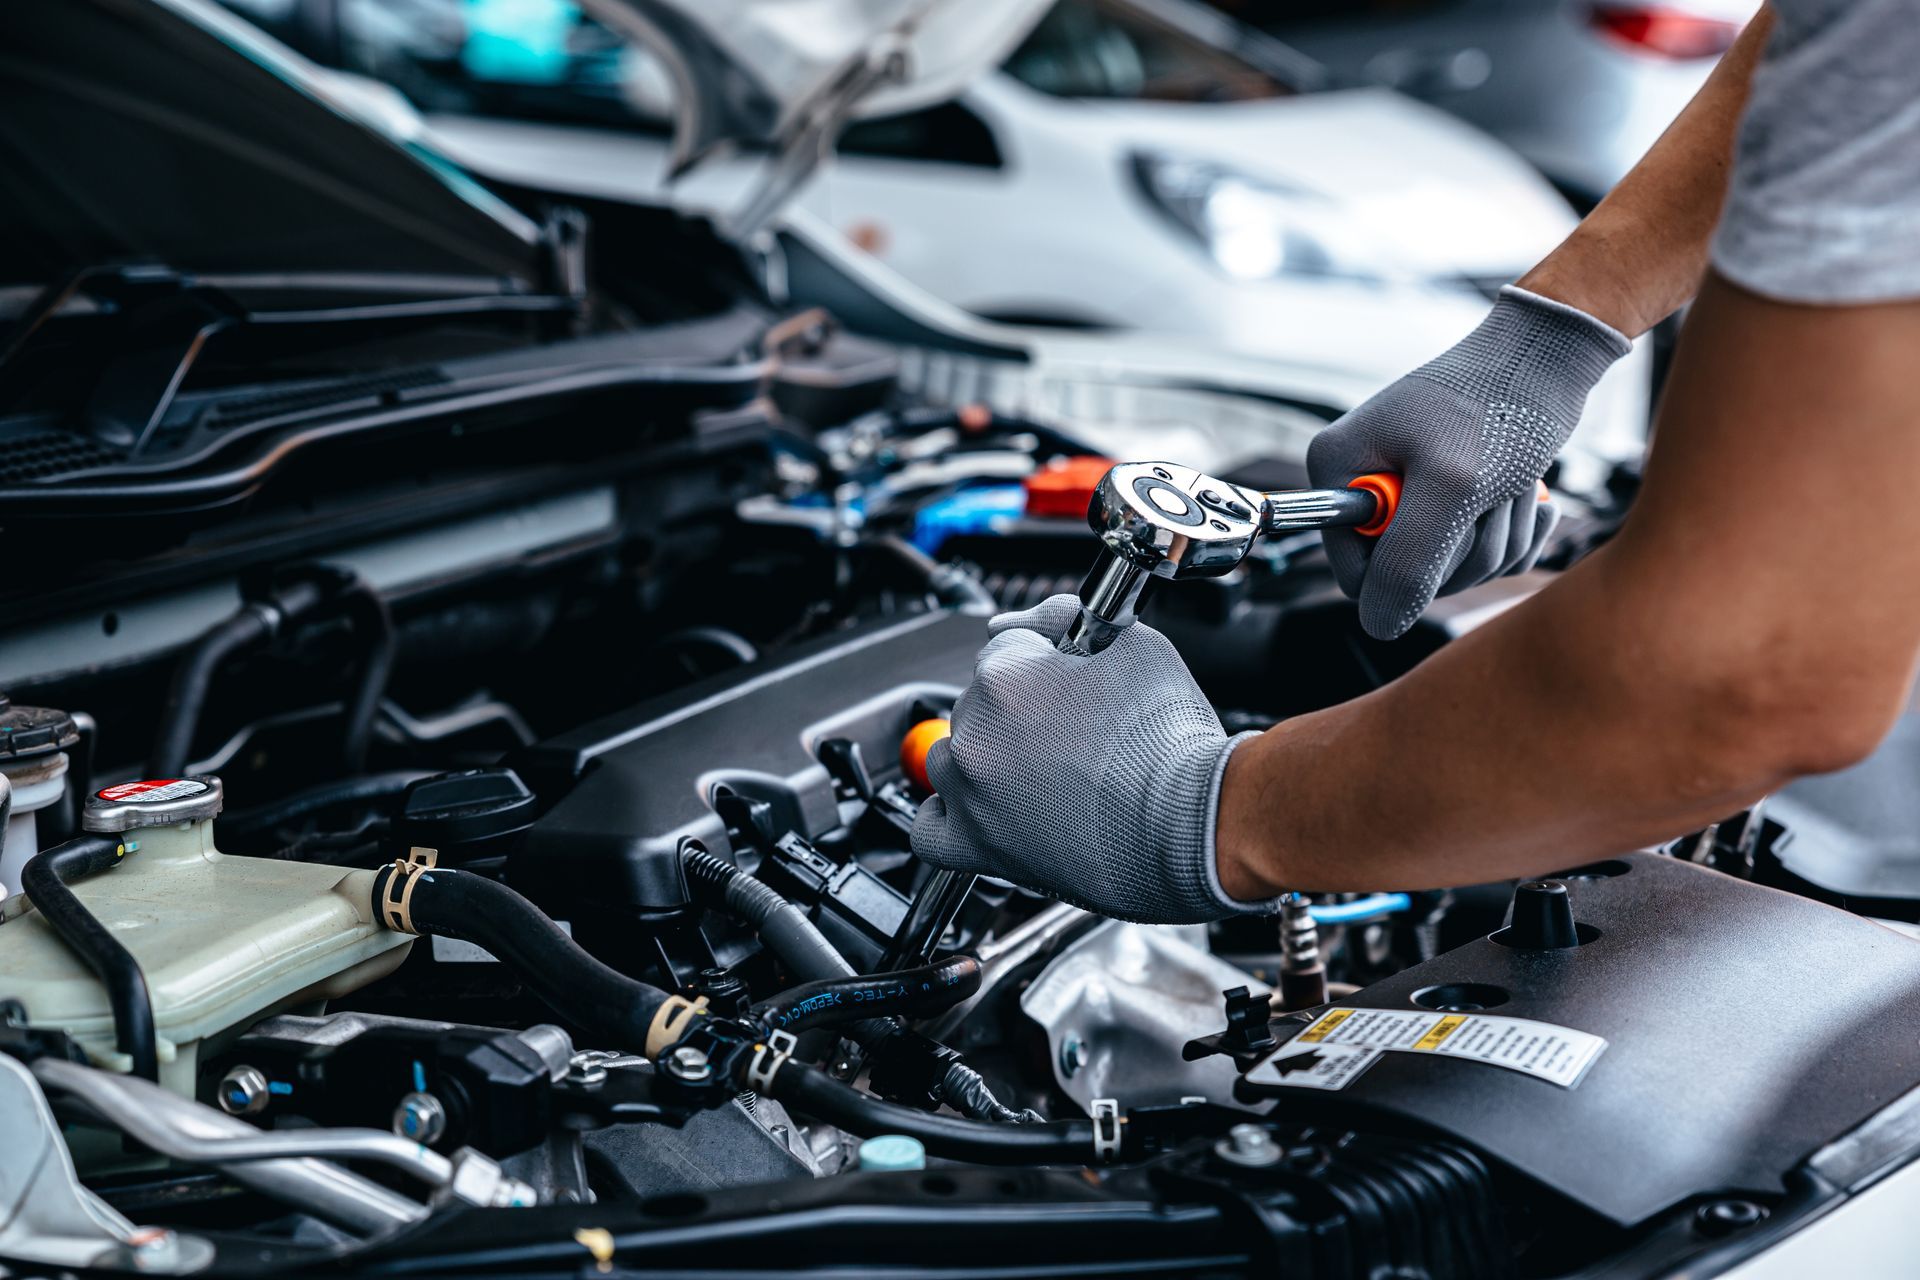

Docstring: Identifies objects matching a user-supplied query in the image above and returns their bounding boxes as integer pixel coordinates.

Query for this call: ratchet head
[1086,462,1265,580]
[1061,462,1262,656]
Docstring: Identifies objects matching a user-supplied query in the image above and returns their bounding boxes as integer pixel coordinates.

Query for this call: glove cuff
[1420,285,1632,428]
[1201,731,1287,918]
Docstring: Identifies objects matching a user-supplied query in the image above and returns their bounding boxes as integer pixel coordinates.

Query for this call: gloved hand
[1307,285,1632,640]
[911,595,1280,924]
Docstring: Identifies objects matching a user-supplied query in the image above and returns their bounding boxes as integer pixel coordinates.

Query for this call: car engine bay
[5,3,1920,1271]
[5,328,1920,1278]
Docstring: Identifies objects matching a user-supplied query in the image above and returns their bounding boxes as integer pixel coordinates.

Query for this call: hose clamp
[378,847,439,935]
[1091,1098,1123,1163]
[746,1029,797,1094]
[644,996,710,1059]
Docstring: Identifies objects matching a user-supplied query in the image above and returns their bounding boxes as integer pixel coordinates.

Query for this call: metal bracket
[746,1029,797,1094]
[1091,1098,1123,1163]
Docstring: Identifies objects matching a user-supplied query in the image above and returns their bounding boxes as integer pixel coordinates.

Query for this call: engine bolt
[392,1091,447,1145]
[1695,1199,1766,1237]
[1216,1123,1283,1168]
[1059,1035,1086,1079]
[126,1227,182,1272]
[663,1045,714,1083]
[217,1065,270,1116]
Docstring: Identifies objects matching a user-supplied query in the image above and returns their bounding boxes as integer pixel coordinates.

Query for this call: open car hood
[0,0,546,290]
[580,0,1053,232]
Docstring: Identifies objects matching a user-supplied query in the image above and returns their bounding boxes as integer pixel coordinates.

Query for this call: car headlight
[1130,151,1394,284]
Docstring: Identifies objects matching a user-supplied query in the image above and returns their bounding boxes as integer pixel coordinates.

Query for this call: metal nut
[217,1066,270,1117]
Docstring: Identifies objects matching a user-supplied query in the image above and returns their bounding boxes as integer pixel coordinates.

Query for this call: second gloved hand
[1307,285,1632,641]
[911,595,1280,925]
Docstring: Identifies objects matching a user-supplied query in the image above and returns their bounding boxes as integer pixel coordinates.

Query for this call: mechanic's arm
[1305,8,1772,642]
[1517,5,1773,338]
[1219,274,1920,895]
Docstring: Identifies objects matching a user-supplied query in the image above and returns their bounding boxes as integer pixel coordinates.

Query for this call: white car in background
[222,0,1652,464]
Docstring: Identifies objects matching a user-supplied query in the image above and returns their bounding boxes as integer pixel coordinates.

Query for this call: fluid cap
[899,718,951,794]
[1500,880,1582,950]
[0,695,80,762]
[84,777,223,832]
[396,768,537,860]
[857,1134,926,1172]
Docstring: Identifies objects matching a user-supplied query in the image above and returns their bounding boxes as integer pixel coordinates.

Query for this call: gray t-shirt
[1711,0,1920,304]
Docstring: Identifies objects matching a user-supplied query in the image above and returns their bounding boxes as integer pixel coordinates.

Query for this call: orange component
[1024,456,1114,520]
[1347,472,1403,538]
[1537,480,1551,502]
[900,718,952,793]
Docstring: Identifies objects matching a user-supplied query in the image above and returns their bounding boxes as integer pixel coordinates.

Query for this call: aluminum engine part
[1020,920,1265,1114]
[0,1054,214,1273]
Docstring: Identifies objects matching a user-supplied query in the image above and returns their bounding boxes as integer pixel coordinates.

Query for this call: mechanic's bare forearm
[1516,6,1773,338]
[1219,276,1920,896]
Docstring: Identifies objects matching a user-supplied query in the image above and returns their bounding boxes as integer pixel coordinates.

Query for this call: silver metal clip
[1090,1098,1122,1162]
[746,1029,797,1093]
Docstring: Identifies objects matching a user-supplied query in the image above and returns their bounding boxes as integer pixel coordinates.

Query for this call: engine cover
[1239,853,1920,1227]
[512,611,985,910]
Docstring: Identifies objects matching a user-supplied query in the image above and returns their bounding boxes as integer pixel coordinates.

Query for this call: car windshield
[1002,0,1299,102]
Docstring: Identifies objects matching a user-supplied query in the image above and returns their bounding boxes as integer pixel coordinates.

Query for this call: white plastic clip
[1091,1098,1122,1162]
[747,1029,797,1093]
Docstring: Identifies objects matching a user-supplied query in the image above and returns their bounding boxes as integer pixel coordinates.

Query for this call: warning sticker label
[96,779,207,804]
[1266,1007,1607,1089]
[1243,1040,1382,1091]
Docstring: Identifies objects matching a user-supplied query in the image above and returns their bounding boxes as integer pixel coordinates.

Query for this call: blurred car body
[1242,0,1759,206]
[214,0,1653,460]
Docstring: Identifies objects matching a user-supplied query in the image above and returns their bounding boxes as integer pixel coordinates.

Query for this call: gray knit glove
[911,595,1278,925]
[1307,285,1631,640]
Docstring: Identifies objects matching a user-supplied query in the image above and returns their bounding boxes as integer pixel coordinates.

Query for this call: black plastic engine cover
[1241,854,1920,1226]
[511,611,985,909]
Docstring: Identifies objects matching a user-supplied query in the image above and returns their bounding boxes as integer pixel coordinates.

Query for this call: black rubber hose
[752,956,981,1035]
[224,771,430,838]
[865,536,998,613]
[20,834,158,1081]
[775,1064,1094,1165]
[335,582,395,774]
[149,602,285,777]
[370,864,672,1049]
[681,843,857,984]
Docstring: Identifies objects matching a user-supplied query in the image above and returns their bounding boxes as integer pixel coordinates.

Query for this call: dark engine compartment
[2,223,1918,1280]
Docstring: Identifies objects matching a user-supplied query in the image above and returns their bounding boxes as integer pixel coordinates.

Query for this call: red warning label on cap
[96,779,208,803]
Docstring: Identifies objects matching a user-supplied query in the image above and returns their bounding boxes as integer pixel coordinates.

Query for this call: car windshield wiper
[0,263,583,455]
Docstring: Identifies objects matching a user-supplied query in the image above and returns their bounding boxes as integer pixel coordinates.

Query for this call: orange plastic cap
[900,718,952,793]
[1348,472,1403,538]
[1024,456,1114,521]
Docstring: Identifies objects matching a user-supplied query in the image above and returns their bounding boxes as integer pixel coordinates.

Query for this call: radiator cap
[84,776,223,832]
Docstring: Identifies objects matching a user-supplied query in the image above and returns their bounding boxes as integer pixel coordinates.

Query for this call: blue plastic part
[267,1080,293,1096]
[1307,893,1412,925]
[857,1134,927,1172]
[911,485,1027,555]
[412,1060,428,1092]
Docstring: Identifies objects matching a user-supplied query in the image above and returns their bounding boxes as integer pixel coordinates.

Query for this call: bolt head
[1059,1035,1086,1078]
[391,1091,447,1145]
[1695,1199,1766,1237]
[1215,1123,1283,1168]
[664,1045,714,1083]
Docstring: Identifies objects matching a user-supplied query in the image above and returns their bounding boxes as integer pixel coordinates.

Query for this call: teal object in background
[857,1134,927,1172]
[461,0,578,84]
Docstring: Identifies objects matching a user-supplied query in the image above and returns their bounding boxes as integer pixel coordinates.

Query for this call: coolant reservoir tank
[0,776,412,1093]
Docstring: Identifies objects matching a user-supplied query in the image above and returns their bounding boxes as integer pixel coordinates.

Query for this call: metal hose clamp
[746,1029,798,1093]
[377,847,438,935]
